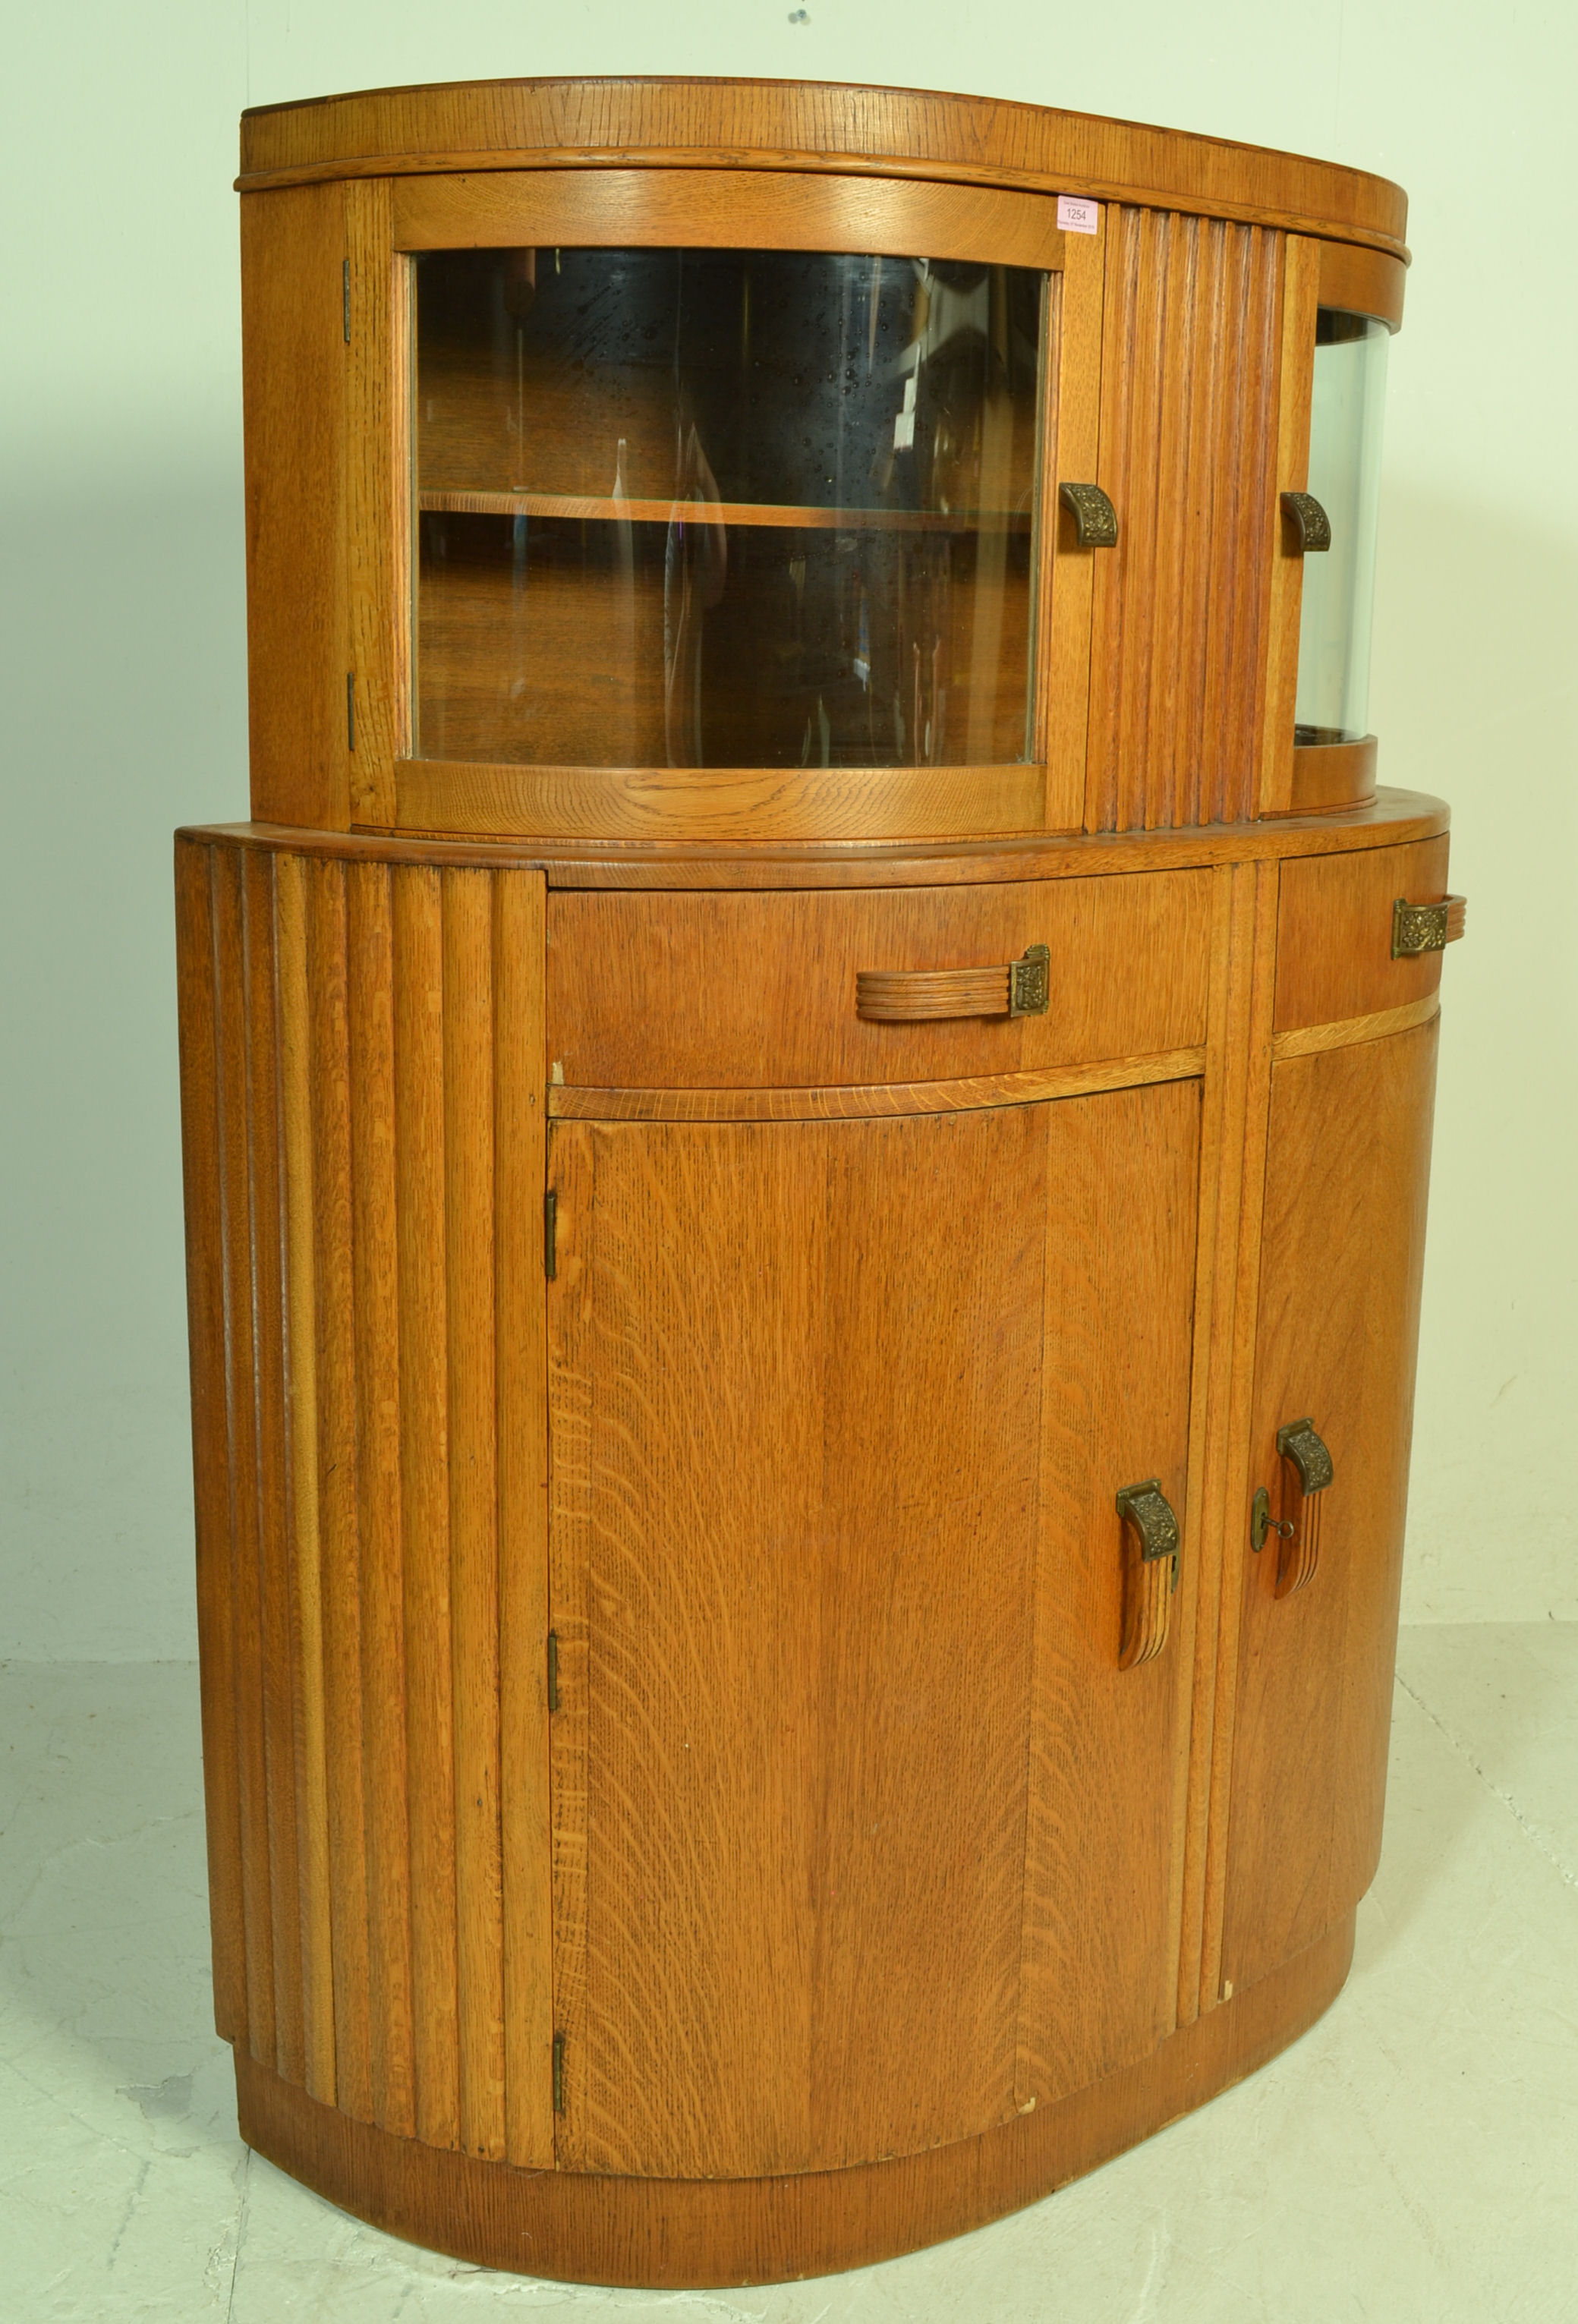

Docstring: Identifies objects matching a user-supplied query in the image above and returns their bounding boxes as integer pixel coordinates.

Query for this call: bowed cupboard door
[1221,1017,1438,1999]
[544,1079,1199,2181]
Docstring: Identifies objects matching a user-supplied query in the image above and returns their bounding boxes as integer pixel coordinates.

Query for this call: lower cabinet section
[175,824,1450,2281]
[546,1084,1198,2177]
[1223,1019,1438,1993]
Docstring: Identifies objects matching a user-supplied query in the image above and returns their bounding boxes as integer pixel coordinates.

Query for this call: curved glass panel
[413,247,1044,769]
[1294,309,1389,746]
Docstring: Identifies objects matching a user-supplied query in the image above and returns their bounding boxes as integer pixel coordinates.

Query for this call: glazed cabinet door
[546,1084,1198,2178]
[1221,1019,1438,1996]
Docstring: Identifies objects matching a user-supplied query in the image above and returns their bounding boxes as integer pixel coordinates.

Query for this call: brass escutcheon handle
[1255,1418,1334,1599]
[1116,1478,1180,1669]
[856,943,1050,1022]
[1059,481,1120,546]
[1280,490,1332,551]
[1392,896,1467,958]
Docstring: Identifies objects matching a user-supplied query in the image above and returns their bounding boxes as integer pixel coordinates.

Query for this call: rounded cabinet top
[238,74,1407,255]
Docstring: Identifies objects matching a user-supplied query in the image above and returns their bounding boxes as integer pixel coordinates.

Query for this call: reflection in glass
[1294,310,1389,746]
[413,248,1044,768]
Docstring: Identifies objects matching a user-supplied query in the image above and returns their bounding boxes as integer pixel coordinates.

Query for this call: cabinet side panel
[1085,212,1280,833]
[241,186,350,829]
[1221,1019,1438,1993]
[175,842,248,2046]
[1017,1078,1199,2105]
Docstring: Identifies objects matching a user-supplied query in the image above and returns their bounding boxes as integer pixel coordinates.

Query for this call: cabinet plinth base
[235,1912,1353,2288]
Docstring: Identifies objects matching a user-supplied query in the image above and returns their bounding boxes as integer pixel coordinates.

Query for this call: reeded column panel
[1086,210,1283,832]
[174,836,552,2165]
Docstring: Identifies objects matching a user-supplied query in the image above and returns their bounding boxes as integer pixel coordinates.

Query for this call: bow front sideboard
[175,77,1463,2287]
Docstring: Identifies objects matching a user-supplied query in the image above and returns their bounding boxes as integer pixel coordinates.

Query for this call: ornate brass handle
[1280,490,1332,551]
[1252,1418,1333,1598]
[1392,896,1467,957]
[1058,481,1119,546]
[1116,1478,1180,1669]
[856,943,1050,1022]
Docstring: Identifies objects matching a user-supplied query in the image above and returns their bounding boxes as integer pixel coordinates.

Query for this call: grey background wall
[2,0,1573,1658]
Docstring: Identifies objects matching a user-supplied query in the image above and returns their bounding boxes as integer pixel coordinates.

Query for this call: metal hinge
[342,258,351,343]
[546,1630,559,1714]
[544,1189,557,1279]
[552,2032,566,2115]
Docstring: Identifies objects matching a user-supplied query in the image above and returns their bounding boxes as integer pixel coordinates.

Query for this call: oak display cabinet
[175,78,1465,2288]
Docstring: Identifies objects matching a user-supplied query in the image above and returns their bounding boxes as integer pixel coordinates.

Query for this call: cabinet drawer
[1275,837,1452,1032]
[548,873,1212,1091]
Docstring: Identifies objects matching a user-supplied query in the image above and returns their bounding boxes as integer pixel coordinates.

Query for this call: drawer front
[548,873,1212,1090]
[1275,837,1451,1032]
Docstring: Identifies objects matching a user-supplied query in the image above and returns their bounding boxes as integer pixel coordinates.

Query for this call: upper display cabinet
[414,244,1044,774]
[236,79,1409,844]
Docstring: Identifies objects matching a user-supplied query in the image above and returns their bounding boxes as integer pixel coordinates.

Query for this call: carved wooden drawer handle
[1116,1479,1180,1669]
[1251,1418,1333,1598]
[1392,895,1466,957]
[856,943,1050,1022]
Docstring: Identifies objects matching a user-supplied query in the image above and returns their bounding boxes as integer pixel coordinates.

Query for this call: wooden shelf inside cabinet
[208,71,1444,2294]
[417,490,1034,534]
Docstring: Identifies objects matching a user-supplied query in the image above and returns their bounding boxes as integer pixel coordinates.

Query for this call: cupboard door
[1016,1078,1200,2107]
[547,1106,1048,2178]
[1222,1019,1438,1995]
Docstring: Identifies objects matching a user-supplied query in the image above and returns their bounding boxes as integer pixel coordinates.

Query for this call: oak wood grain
[1041,224,1104,827]
[396,759,1047,846]
[547,1108,1047,2176]
[442,871,507,2159]
[174,842,248,2048]
[1017,1080,1198,2106]
[345,864,417,2136]
[304,858,375,2121]
[344,180,408,825]
[395,166,1066,269]
[211,846,276,2069]
[232,1911,1356,2287]
[1221,1021,1438,1991]
[1274,836,1450,1030]
[236,81,1408,258]
[241,849,304,2089]
[1282,735,1378,817]
[545,1050,1205,1122]
[1318,238,1406,329]
[1085,211,1280,831]
[274,853,338,2102]
[1172,860,1253,2026]
[391,865,460,2150]
[241,186,350,830]
[492,871,555,2169]
[188,787,1450,884]
[546,873,1211,1091]
[1255,235,1320,817]
[1195,858,1280,2014]
[1271,994,1438,1061]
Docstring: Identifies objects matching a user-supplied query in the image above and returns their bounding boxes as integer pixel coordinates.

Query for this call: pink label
[1056,194,1100,235]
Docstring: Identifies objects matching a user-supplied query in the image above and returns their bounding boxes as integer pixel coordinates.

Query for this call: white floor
[2,1630,1574,2323]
